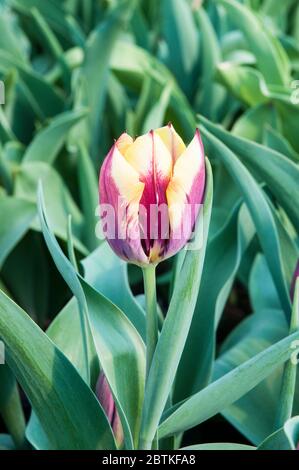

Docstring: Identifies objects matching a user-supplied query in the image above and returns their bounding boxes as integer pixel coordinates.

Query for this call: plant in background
[0,0,299,452]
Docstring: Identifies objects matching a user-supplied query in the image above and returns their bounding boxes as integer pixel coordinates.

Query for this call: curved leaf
[37,185,146,449]
[0,289,116,450]
[199,120,291,318]
[159,328,299,438]
[139,159,213,448]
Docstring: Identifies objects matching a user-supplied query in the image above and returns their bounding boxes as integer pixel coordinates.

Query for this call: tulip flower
[99,124,206,266]
[96,372,124,447]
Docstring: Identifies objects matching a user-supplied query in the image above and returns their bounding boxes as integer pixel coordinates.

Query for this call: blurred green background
[0,0,299,450]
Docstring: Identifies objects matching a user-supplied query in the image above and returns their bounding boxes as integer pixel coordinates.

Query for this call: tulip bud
[290,260,299,302]
[96,373,124,447]
[99,125,206,265]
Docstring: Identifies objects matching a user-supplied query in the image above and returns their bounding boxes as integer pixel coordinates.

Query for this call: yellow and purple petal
[99,126,206,266]
[165,129,206,258]
[99,137,148,265]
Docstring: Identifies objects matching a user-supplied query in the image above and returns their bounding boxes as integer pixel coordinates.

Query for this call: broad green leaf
[200,118,292,317]
[10,0,76,45]
[142,85,171,134]
[159,328,299,438]
[263,127,299,164]
[14,161,86,254]
[275,100,299,154]
[1,231,50,324]
[193,7,224,120]
[0,365,26,448]
[76,143,99,251]
[0,50,64,119]
[82,243,146,339]
[215,308,288,445]
[215,0,290,86]
[80,280,146,449]
[0,8,29,62]
[47,298,98,382]
[76,0,135,159]
[232,103,278,141]
[139,159,213,448]
[275,279,299,429]
[0,196,36,268]
[0,289,116,450]
[175,203,255,401]
[107,74,130,137]
[23,109,87,164]
[249,254,280,312]
[201,116,299,235]
[26,297,99,449]
[181,443,256,450]
[37,187,146,449]
[258,417,299,450]
[216,63,266,106]
[110,40,196,141]
[161,0,199,97]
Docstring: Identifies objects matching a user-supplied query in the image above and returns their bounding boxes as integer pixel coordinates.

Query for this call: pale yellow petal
[111,145,144,203]
[123,132,172,179]
[116,133,134,156]
[155,125,186,162]
[166,131,205,229]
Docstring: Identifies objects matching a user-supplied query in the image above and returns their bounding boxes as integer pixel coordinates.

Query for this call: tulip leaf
[0,50,64,119]
[275,279,299,429]
[139,158,213,448]
[214,308,288,444]
[111,40,196,140]
[215,0,290,86]
[0,365,26,449]
[161,0,199,97]
[0,9,28,62]
[258,417,299,450]
[193,7,224,120]
[82,243,146,339]
[14,161,87,254]
[159,328,299,438]
[199,120,291,318]
[26,297,99,449]
[249,254,281,312]
[76,143,98,251]
[75,0,135,159]
[216,63,267,107]
[10,0,77,45]
[0,196,36,268]
[232,103,278,142]
[263,126,299,163]
[181,443,256,450]
[201,116,299,236]
[23,109,87,164]
[37,184,146,449]
[174,203,256,401]
[0,288,116,450]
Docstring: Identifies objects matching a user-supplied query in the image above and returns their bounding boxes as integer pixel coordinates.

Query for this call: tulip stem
[142,265,158,379]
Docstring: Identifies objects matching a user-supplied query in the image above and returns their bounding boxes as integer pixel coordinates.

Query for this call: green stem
[142,265,158,379]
